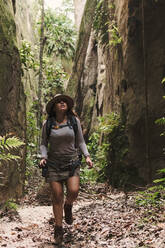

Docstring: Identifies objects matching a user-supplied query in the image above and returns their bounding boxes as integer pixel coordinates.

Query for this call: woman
[40,94,93,244]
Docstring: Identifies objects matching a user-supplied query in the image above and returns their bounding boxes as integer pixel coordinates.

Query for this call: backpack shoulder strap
[46,116,55,138]
[69,115,78,148]
[46,115,79,146]
[69,116,78,135]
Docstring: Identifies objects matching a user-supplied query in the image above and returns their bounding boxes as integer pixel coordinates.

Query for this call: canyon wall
[111,0,165,184]
[0,0,26,202]
[73,0,165,185]
[1,0,165,201]
[0,0,38,202]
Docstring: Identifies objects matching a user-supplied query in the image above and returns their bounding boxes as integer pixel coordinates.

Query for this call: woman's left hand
[85,156,93,169]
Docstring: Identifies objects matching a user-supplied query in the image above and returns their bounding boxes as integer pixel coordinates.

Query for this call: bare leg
[50,181,64,227]
[65,176,80,205]
[64,176,80,224]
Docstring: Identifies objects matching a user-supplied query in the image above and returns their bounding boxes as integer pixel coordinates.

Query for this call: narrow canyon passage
[1,1,165,247]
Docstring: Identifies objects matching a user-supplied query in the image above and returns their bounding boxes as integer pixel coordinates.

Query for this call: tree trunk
[66,0,97,102]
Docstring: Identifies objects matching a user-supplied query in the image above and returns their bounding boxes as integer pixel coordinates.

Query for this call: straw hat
[46,94,74,114]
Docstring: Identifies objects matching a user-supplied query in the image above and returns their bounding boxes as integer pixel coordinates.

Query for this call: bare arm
[76,118,93,168]
[40,120,48,167]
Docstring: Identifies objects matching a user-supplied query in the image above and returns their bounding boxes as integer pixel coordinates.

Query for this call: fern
[155,117,165,125]
[0,154,21,162]
[0,135,24,162]
[0,136,24,150]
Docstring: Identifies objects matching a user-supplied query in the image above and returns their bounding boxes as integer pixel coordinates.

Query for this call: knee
[52,192,63,205]
[68,188,79,199]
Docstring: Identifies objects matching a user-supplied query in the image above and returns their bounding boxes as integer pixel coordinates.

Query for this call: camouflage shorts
[45,165,80,182]
[45,154,81,182]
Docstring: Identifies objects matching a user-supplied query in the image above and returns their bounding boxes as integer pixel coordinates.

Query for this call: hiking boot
[64,203,73,225]
[54,226,63,245]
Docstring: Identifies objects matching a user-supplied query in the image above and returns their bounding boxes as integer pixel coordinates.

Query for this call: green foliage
[44,9,77,59]
[108,23,122,47]
[81,113,124,184]
[26,105,40,177]
[135,91,165,206]
[161,77,165,84]
[136,189,162,206]
[4,199,18,211]
[42,60,65,103]
[40,7,77,103]
[153,168,165,185]
[135,153,165,206]
[19,40,38,73]
[80,163,98,184]
[155,117,165,136]
[93,0,121,48]
[0,135,24,162]
[21,3,77,180]
[155,117,165,125]
[93,0,109,47]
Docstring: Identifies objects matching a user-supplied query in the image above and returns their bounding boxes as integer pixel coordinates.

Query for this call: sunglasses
[55,98,67,104]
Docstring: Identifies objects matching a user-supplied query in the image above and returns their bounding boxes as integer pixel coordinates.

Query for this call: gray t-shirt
[40,117,89,161]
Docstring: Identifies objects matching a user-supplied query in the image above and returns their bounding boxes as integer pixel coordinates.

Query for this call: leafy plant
[154,168,165,185]
[136,106,165,207]
[4,198,18,211]
[93,0,121,48]
[19,40,38,73]
[42,60,65,103]
[109,22,122,46]
[93,0,109,47]
[81,113,124,184]
[26,105,40,177]
[0,134,24,187]
[44,9,77,59]
[136,163,165,207]
[135,184,164,207]
[154,106,165,189]
[155,117,165,136]
[0,135,24,162]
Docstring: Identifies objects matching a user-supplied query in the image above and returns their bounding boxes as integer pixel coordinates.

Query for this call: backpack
[46,115,78,147]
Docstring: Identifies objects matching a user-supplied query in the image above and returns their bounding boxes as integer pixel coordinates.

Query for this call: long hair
[48,104,79,120]
[67,109,79,119]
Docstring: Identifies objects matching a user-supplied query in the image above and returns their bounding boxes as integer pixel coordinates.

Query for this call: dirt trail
[0,184,165,248]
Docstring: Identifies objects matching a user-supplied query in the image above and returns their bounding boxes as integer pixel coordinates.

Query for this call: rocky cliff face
[73,0,165,185]
[15,0,39,106]
[114,0,165,183]
[0,0,38,202]
[0,0,26,202]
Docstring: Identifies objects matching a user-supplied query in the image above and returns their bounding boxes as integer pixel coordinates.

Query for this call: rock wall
[73,0,165,185]
[0,0,26,202]
[0,0,39,202]
[15,0,39,107]
[115,0,165,183]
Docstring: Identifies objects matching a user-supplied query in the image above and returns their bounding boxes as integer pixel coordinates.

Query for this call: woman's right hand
[39,158,47,168]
